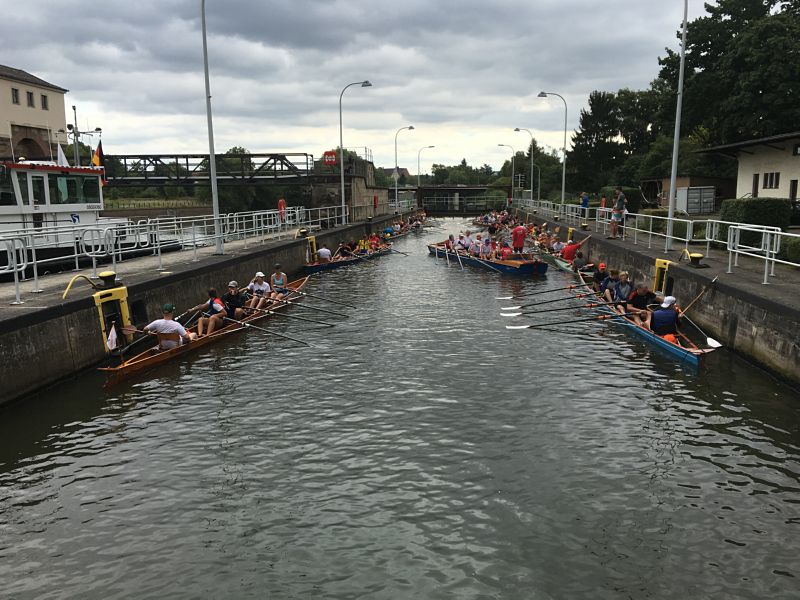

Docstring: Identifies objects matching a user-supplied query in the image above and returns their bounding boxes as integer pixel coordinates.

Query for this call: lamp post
[394,125,414,212]
[417,145,435,187]
[666,0,688,251]
[538,91,568,204]
[58,105,101,166]
[514,127,535,201]
[339,80,372,226]
[201,0,223,254]
[497,143,515,202]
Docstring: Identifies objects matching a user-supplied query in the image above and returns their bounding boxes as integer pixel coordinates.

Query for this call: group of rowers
[574,261,684,343]
[314,234,389,263]
[141,263,293,348]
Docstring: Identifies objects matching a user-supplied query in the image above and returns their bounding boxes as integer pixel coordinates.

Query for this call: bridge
[416,185,511,216]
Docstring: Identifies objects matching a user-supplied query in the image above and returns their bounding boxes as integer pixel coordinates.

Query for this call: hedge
[719,197,792,247]
[635,208,706,240]
[784,237,800,265]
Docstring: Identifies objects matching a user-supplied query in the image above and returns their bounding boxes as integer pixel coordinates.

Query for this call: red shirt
[500,246,513,259]
[511,225,527,247]
[562,242,581,261]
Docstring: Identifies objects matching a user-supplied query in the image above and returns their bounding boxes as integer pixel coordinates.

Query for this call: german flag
[91,140,106,185]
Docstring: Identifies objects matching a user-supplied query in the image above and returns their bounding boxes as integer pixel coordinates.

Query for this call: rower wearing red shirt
[511,224,527,253]
[561,236,591,262]
[499,242,514,260]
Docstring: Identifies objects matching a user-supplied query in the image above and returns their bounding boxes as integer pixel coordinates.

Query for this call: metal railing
[422,196,507,213]
[0,205,351,290]
[727,226,800,284]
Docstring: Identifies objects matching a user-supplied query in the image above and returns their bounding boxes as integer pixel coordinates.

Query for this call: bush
[785,237,800,264]
[719,197,792,247]
[636,208,691,239]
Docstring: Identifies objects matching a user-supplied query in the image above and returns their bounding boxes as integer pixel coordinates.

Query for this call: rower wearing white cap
[247,271,272,311]
[650,295,682,343]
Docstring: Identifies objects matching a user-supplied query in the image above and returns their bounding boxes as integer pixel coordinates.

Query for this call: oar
[121,325,153,336]
[222,316,311,346]
[269,296,348,317]
[495,284,580,300]
[247,305,335,327]
[288,289,356,309]
[681,276,719,314]
[502,292,594,311]
[389,248,410,256]
[679,312,723,348]
[501,301,619,317]
[506,312,633,330]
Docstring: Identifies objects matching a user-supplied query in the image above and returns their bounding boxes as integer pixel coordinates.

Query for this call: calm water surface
[1,219,798,599]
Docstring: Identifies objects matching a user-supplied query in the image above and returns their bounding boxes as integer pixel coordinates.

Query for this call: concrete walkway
[0,228,308,325]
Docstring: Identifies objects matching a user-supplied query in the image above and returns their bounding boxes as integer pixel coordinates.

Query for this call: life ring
[373,195,378,209]
[277,198,286,221]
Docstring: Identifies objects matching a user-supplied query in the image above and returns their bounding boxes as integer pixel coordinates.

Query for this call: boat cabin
[0,161,105,234]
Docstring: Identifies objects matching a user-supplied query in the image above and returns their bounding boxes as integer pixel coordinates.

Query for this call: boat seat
[156,331,181,350]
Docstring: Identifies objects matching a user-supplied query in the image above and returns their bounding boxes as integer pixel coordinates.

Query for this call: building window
[11,88,19,104]
[763,172,781,190]
[26,91,34,107]
[41,94,48,110]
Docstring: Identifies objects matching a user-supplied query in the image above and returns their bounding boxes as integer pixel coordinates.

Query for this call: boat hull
[427,244,548,275]
[304,246,392,273]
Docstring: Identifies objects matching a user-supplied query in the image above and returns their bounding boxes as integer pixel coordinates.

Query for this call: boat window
[48,173,100,204]
[0,167,16,206]
[15,172,29,205]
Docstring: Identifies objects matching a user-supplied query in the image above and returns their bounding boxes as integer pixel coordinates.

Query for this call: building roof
[0,64,68,93]
[698,131,800,155]
[380,167,411,178]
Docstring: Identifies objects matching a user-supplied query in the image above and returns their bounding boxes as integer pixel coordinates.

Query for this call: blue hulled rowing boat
[427,243,548,276]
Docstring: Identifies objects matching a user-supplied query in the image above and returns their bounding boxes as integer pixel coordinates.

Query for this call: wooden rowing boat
[99,276,309,387]
[544,254,715,367]
[427,243,548,276]
[304,245,393,273]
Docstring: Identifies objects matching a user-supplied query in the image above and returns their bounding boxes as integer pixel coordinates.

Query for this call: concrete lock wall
[0,215,403,406]
[521,214,800,384]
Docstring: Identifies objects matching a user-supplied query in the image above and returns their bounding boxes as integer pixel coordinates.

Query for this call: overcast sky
[3,1,710,173]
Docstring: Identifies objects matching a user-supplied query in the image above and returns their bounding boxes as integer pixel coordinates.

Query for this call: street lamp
[58,105,101,166]
[498,143,515,203]
[538,91,568,204]
[666,0,688,251]
[201,0,223,254]
[394,125,414,212]
[514,127,536,201]
[339,80,372,226]
[417,145,435,187]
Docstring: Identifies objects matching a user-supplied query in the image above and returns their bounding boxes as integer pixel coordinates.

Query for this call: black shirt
[630,291,657,310]
[223,291,246,314]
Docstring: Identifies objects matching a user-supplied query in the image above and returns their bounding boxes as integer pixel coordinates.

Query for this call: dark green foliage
[599,186,642,214]
[719,198,792,231]
[784,237,800,264]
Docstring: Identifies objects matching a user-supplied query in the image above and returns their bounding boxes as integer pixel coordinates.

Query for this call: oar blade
[500,312,522,318]
[501,305,521,311]
[505,325,531,330]
[495,295,514,300]
[706,337,723,348]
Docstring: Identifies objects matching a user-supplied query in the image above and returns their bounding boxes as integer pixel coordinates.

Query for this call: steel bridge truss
[104,153,314,187]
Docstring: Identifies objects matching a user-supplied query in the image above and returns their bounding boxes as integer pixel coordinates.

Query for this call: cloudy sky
[3,1,709,174]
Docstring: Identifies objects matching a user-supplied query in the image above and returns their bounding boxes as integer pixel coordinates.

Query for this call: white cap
[661,295,676,308]
[255,271,265,277]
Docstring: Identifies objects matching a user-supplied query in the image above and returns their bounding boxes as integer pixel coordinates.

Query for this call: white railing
[0,205,353,288]
[727,226,800,284]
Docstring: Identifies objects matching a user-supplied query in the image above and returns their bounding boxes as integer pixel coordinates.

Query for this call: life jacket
[651,308,678,336]
[208,297,225,315]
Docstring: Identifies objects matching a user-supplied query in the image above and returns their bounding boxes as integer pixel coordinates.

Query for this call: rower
[317,244,332,263]
[222,281,247,320]
[628,283,658,327]
[560,236,589,262]
[650,295,682,343]
[270,263,290,303]
[143,303,196,350]
[247,271,272,311]
[511,223,527,253]
[192,289,227,337]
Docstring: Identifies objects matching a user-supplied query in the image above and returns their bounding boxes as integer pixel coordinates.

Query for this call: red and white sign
[323,151,338,166]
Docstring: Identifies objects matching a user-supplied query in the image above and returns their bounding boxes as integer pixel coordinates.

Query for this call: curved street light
[538,91,568,205]
[417,145,435,187]
[339,80,372,225]
[394,125,414,212]
[666,0,688,251]
[514,127,537,201]
[498,143,515,203]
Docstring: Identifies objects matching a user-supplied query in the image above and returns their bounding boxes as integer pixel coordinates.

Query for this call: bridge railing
[422,196,507,213]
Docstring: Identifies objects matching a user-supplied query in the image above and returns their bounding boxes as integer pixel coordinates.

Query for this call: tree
[568,91,625,191]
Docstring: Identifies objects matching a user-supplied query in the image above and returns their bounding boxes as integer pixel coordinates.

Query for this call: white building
[702,132,800,203]
[0,64,68,160]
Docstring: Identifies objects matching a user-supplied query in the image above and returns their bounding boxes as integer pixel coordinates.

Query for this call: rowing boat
[544,256,715,367]
[99,276,309,386]
[304,245,393,273]
[427,243,548,276]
